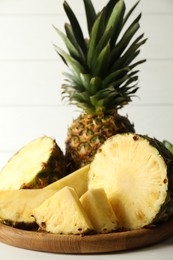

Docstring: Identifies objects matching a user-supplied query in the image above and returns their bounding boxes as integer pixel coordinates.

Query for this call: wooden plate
[0,218,173,254]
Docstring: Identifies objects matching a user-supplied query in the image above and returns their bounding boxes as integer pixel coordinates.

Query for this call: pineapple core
[80,188,118,233]
[33,186,93,235]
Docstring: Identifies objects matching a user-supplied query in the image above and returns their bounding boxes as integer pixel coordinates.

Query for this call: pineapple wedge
[88,133,173,230]
[80,188,118,233]
[33,186,93,235]
[0,136,66,189]
[0,189,55,229]
[44,164,89,197]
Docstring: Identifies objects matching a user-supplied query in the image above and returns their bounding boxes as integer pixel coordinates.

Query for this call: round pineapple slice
[88,133,173,230]
[0,136,66,189]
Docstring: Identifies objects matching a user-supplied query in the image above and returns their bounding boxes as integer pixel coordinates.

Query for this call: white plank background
[0,0,173,168]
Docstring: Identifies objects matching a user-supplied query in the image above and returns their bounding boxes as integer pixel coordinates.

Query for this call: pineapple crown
[54,0,147,114]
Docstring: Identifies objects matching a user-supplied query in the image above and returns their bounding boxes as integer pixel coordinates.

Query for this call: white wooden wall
[0,0,173,168]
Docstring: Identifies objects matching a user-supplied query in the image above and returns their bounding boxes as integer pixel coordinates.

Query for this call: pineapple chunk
[0,136,66,189]
[0,189,55,229]
[80,188,118,233]
[33,186,93,235]
[44,164,89,197]
[88,133,173,230]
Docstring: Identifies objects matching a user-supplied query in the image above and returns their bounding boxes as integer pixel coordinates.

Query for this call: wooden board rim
[0,217,173,254]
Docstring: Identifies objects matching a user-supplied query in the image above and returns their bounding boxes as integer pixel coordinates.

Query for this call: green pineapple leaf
[87,9,106,68]
[92,0,125,71]
[103,68,130,87]
[129,59,146,70]
[123,0,140,26]
[83,0,97,35]
[104,0,121,18]
[76,102,95,113]
[53,25,82,63]
[54,0,146,113]
[89,95,104,109]
[112,74,131,89]
[91,86,119,100]
[63,1,87,56]
[72,92,90,104]
[54,45,86,78]
[80,73,92,92]
[68,90,95,113]
[111,38,147,71]
[63,72,81,85]
[62,81,86,92]
[94,27,113,56]
[93,43,111,76]
[90,77,103,95]
[119,77,139,97]
[105,0,125,48]
[120,83,139,96]
[110,13,141,67]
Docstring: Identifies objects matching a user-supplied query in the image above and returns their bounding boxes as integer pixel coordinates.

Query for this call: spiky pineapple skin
[66,111,135,173]
[144,136,173,224]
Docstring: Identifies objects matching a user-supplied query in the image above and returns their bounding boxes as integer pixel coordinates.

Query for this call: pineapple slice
[0,189,55,229]
[80,188,118,233]
[33,186,93,235]
[0,136,66,189]
[44,164,89,197]
[88,133,173,230]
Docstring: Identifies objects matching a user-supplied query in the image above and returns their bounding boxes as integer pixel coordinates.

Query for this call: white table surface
[0,235,173,260]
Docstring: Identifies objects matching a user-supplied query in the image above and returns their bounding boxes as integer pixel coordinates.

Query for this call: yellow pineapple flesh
[33,186,93,235]
[0,189,55,229]
[44,164,89,197]
[80,188,118,233]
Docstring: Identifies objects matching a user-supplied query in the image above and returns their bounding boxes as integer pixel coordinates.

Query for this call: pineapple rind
[88,133,173,230]
[144,136,173,223]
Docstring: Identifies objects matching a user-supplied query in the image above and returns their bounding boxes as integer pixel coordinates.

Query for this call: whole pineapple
[54,0,146,172]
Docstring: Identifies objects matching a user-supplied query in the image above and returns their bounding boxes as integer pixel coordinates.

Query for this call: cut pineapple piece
[0,189,55,229]
[44,164,89,197]
[0,136,66,189]
[80,188,118,233]
[33,186,93,235]
[88,133,173,230]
